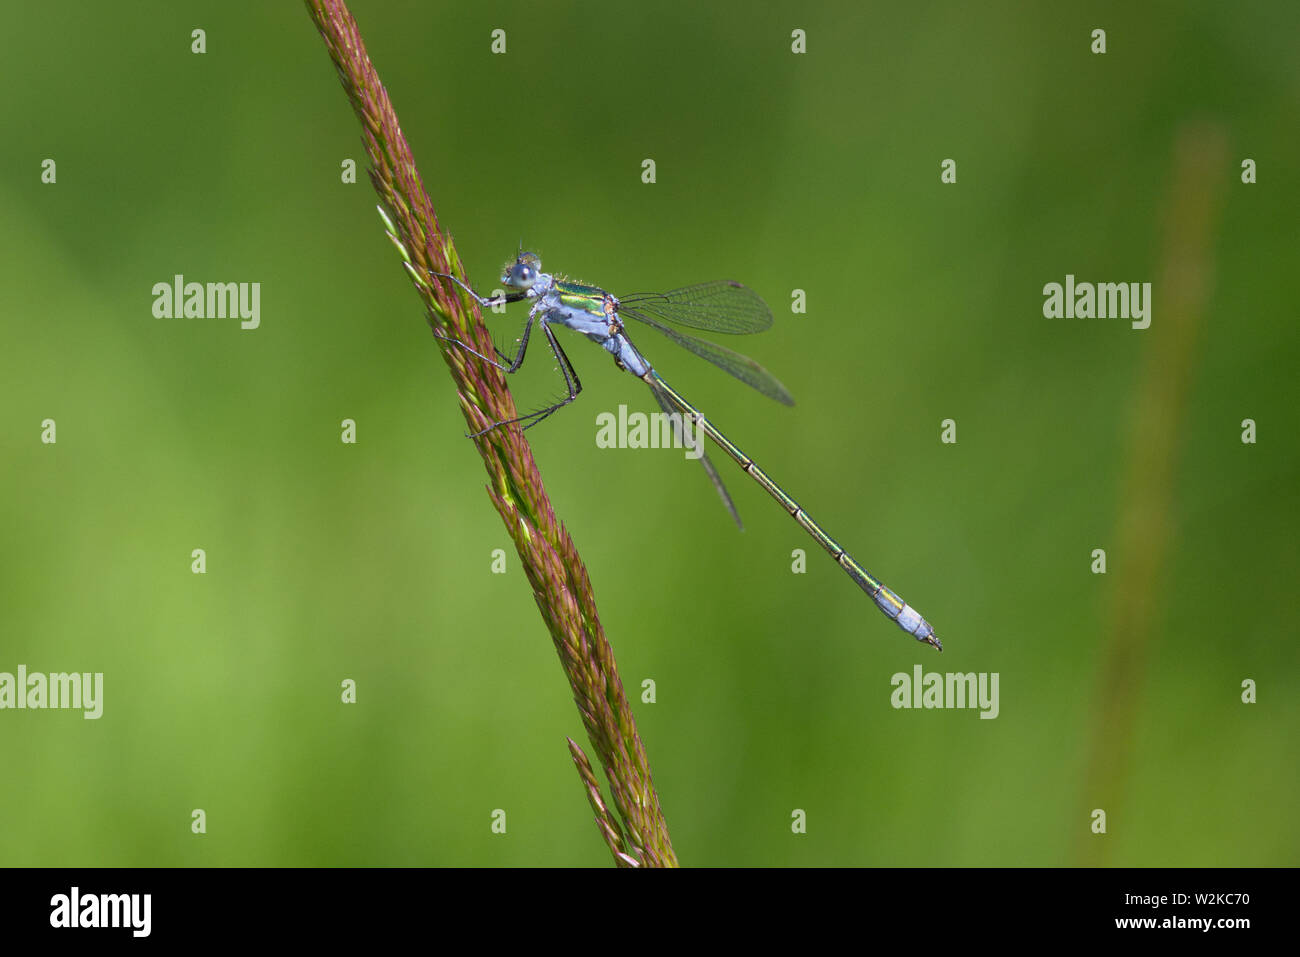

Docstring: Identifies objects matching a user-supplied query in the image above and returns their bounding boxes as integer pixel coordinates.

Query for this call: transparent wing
[646,378,743,529]
[618,281,773,334]
[622,307,795,406]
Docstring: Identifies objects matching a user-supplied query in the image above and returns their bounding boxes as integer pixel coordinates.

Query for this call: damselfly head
[502,251,542,290]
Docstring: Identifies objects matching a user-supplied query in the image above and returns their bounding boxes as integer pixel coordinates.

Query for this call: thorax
[536,279,622,339]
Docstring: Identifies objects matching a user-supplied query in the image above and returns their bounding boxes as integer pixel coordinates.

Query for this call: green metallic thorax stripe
[555,280,612,314]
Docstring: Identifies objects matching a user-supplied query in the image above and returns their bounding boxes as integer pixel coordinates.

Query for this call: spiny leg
[429,271,524,309]
[431,327,514,366]
[425,272,584,437]
[432,310,537,374]
[428,271,530,369]
[467,324,583,438]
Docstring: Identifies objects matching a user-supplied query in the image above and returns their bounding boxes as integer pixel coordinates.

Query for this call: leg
[468,324,584,437]
[431,328,513,366]
[433,311,538,373]
[428,271,530,366]
[428,270,526,309]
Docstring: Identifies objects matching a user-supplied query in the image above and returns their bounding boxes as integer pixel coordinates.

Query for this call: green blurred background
[1,1,1296,866]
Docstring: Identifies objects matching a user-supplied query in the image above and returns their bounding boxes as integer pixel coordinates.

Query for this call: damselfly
[431,253,941,651]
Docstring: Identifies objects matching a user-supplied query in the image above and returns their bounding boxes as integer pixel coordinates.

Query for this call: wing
[620,306,795,406]
[647,377,743,529]
[618,281,773,334]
